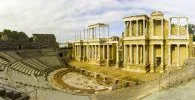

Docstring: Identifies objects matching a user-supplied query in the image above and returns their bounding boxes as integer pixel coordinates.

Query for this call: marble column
[124,22,127,37]
[92,45,94,59]
[136,20,139,36]
[95,45,97,59]
[169,18,171,35]
[75,45,77,57]
[177,17,180,35]
[107,44,110,67]
[161,44,164,71]
[98,45,101,60]
[103,45,105,60]
[143,44,146,65]
[129,21,132,36]
[143,19,145,36]
[116,42,119,67]
[168,44,171,66]
[112,44,114,59]
[177,44,180,66]
[161,19,164,36]
[124,45,127,63]
[186,44,189,59]
[136,44,139,64]
[86,45,89,60]
[151,44,154,66]
[187,18,189,34]
[83,46,85,62]
[83,30,85,40]
[130,44,133,64]
[152,19,154,36]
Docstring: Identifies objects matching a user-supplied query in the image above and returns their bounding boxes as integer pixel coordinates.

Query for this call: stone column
[80,45,82,61]
[86,45,89,60]
[151,44,154,67]
[151,19,154,36]
[112,44,114,59]
[130,44,133,64]
[140,45,143,64]
[187,18,189,35]
[161,19,164,36]
[186,44,188,59]
[129,21,132,36]
[99,45,101,60]
[99,25,101,38]
[78,45,80,57]
[143,44,146,65]
[126,21,130,36]
[83,46,85,62]
[177,44,180,66]
[107,44,110,67]
[116,42,119,67]
[161,44,164,71]
[143,19,145,36]
[168,44,171,66]
[124,22,127,37]
[124,45,127,63]
[75,45,77,57]
[95,45,97,59]
[136,44,139,64]
[169,18,171,35]
[92,28,94,39]
[103,45,105,60]
[77,45,78,57]
[92,45,94,59]
[88,29,90,39]
[177,17,180,35]
[90,46,92,59]
[136,20,139,36]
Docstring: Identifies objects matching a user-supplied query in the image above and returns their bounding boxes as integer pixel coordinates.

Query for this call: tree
[188,24,195,41]
[188,24,195,34]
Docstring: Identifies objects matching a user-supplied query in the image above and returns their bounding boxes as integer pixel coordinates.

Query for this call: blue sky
[0,0,194,42]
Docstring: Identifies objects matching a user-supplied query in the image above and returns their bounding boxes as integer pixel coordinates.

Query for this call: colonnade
[124,44,146,65]
[168,44,188,66]
[124,19,147,37]
[75,25,109,40]
[74,43,119,67]
[169,17,189,35]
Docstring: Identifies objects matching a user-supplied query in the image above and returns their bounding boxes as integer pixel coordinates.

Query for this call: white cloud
[0,0,194,42]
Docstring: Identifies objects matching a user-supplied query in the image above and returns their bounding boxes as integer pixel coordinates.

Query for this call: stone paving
[143,79,195,100]
[62,72,107,90]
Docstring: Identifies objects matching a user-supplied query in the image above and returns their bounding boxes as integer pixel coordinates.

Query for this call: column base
[150,64,154,73]
[115,61,119,68]
[82,57,87,62]
[106,60,110,67]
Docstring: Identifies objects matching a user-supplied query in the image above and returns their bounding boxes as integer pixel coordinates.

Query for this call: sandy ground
[143,79,195,100]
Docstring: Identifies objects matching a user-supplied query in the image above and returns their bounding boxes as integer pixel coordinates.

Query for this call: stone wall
[91,58,195,100]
